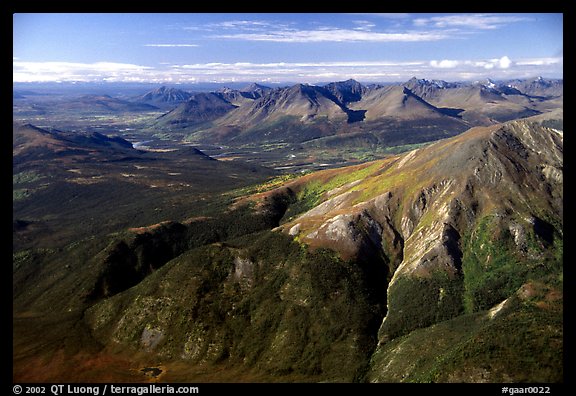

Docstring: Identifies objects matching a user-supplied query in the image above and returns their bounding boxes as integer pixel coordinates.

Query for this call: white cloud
[13,57,562,84]
[213,28,449,43]
[516,57,562,66]
[348,13,411,19]
[432,56,514,70]
[413,14,531,30]
[13,61,154,83]
[179,14,535,47]
[352,20,377,31]
[144,44,199,47]
[209,20,276,30]
[430,59,460,68]
[497,56,512,69]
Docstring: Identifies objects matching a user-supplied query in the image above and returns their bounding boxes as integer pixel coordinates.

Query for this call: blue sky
[13,13,563,83]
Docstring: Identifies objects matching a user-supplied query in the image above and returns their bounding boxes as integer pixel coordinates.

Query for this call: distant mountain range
[145,77,562,150]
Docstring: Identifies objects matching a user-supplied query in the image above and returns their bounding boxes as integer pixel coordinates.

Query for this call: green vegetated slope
[13,117,562,382]
[85,232,384,382]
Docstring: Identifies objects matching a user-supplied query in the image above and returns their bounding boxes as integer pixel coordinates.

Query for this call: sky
[13,13,563,84]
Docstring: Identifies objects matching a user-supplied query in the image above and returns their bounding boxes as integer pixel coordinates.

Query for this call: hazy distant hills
[61,94,160,113]
[154,83,275,127]
[215,82,273,105]
[181,80,470,146]
[16,76,558,154]
[156,92,238,127]
[135,86,193,108]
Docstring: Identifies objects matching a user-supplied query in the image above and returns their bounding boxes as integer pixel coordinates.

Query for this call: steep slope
[215,87,255,106]
[402,77,462,103]
[323,79,366,105]
[306,85,469,149]
[155,92,237,127]
[270,118,562,381]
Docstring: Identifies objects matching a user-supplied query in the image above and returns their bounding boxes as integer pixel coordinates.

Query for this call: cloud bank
[13,56,563,84]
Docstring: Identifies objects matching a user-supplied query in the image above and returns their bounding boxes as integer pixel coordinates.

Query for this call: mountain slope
[186,84,354,145]
[350,85,458,121]
[155,78,559,164]
[13,123,136,164]
[240,82,272,97]
[274,118,561,260]
[402,77,462,103]
[269,118,562,381]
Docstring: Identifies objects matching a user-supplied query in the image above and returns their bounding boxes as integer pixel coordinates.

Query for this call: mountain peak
[404,77,450,89]
[482,78,497,89]
[337,78,362,86]
[138,86,192,105]
[240,82,271,92]
[323,79,366,105]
